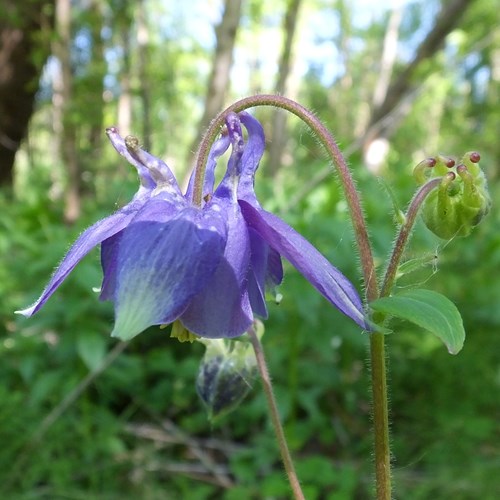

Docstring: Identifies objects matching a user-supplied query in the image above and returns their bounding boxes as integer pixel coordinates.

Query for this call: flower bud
[414,152,491,239]
[195,325,261,420]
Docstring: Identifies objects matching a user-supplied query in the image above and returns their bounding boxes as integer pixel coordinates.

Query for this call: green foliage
[370,289,466,355]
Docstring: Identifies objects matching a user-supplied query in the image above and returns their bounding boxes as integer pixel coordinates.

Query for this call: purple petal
[16,196,148,317]
[180,198,253,338]
[185,133,231,202]
[247,227,283,318]
[100,232,122,301]
[237,112,266,204]
[100,194,185,301]
[239,200,368,329]
[214,113,245,200]
[111,201,227,341]
[247,228,269,318]
[106,127,181,194]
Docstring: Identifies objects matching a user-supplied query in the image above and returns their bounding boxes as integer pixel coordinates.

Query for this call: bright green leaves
[370,289,465,355]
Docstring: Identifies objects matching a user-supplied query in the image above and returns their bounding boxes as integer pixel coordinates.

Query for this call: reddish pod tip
[427,157,437,167]
[445,158,456,168]
[469,152,481,163]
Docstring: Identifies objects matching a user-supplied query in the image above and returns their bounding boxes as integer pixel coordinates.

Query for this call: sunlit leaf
[370,289,465,354]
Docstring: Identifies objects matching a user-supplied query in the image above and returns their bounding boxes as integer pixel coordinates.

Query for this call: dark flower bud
[414,152,491,239]
[195,326,261,420]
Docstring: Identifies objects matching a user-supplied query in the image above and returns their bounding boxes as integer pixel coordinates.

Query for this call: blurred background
[1,0,498,498]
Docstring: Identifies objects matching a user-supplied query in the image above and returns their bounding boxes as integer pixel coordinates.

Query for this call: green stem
[369,177,443,500]
[370,176,443,500]
[248,326,305,500]
[381,177,443,297]
[370,332,390,500]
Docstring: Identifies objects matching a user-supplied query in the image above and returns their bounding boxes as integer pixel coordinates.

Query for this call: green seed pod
[415,152,491,239]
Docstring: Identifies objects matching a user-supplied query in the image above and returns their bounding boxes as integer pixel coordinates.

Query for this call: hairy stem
[248,326,305,500]
[370,332,390,500]
[381,177,442,297]
[370,177,442,499]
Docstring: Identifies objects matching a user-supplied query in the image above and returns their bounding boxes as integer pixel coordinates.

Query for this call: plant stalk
[370,332,391,499]
[381,177,442,297]
[370,176,442,499]
[248,326,305,500]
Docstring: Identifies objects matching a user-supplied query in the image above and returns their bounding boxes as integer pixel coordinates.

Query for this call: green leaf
[370,289,465,354]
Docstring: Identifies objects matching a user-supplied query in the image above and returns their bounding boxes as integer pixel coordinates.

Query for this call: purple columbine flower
[17,113,368,340]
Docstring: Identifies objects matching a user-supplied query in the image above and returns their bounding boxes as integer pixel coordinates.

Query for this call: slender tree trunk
[0,0,55,186]
[364,0,474,146]
[118,26,132,137]
[363,6,402,172]
[137,0,152,151]
[371,7,402,109]
[88,0,106,154]
[187,0,242,164]
[284,0,475,210]
[329,0,354,140]
[53,0,81,223]
[268,0,302,176]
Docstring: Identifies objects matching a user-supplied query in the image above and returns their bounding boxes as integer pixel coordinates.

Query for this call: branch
[367,0,473,135]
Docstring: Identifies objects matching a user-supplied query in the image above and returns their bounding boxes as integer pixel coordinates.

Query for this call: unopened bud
[195,325,262,420]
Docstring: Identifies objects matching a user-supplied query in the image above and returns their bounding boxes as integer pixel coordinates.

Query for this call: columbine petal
[229,112,284,317]
[239,200,368,329]
[106,127,181,193]
[15,197,147,317]
[246,227,283,318]
[99,191,184,301]
[111,198,227,341]
[237,111,266,205]
[181,118,252,338]
[180,197,253,338]
[185,133,231,202]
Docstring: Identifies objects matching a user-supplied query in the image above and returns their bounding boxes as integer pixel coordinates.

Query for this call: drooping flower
[17,112,368,340]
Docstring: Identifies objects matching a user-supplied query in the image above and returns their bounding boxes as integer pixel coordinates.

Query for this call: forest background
[1,0,499,498]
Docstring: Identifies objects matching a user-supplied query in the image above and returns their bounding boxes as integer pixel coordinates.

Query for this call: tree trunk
[268,0,302,176]
[371,7,402,109]
[53,0,81,223]
[363,6,402,173]
[364,0,474,146]
[187,0,242,164]
[118,23,132,137]
[0,1,55,186]
[283,0,475,211]
[87,0,106,155]
[137,0,152,151]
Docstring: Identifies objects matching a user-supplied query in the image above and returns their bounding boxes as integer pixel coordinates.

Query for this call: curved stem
[193,94,378,303]
[381,177,442,298]
[248,326,305,500]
